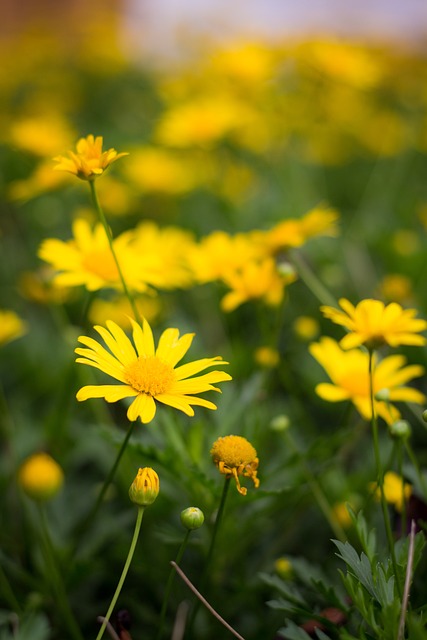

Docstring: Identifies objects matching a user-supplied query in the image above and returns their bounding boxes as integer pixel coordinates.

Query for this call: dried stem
[96,617,120,640]
[397,519,416,640]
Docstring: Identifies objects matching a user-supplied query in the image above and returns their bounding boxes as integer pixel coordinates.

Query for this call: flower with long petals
[309,337,425,424]
[75,319,232,424]
[211,435,260,495]
[320,298,427,350]
[54,135,128,180]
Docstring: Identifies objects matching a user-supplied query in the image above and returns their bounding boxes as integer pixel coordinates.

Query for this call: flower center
[211,435,257,468]
[82,250,120,282]
[124,356,175,396]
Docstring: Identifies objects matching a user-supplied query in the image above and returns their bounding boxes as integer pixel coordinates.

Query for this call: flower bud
[275,557,294,580]
[270,414,290,432]
[18,452,64,501]
[389,419,411,440]
[180,507,205,530]
[423,409,427,423]
[129,467,159,506]
[375,388,390,402]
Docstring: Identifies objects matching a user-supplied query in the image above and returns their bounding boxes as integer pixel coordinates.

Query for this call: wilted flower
[211,435,260,495]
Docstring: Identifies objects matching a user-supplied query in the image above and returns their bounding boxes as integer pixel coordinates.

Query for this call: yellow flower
[371,471,412,513]
[38,218,148,293]
[309,337,425,425]
[275,557,294,580]
[332,502,355,529]
[53,134,128,180]
[18,453,64,501]
[254,346,280,368]
[210,435,260,495]
[293,316,320,341]
[75,318,232,424]
[378,274,413,303]
[320,298,427,350]
[88,295,162,329]
[123,146,197,194]
[19,269,75,305]
[221,258,296,312]
[129,467,160,506]
[0,310,27,346]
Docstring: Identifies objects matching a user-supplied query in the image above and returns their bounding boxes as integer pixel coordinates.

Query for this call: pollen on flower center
[124,356,175,396]
[211,435,257,468]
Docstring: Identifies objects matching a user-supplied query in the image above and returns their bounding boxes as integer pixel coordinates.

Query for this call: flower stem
[284,431,346,542]
[290,250,337,306]
[89,181,141,324]
[156,530,191,640]
[368,350,402,597]
[95,506,145,640]
[37,504,84,640]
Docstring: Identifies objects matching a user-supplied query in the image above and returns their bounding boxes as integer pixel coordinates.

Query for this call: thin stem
[0,562,22,615]
[171,562,246,640]
[156,530,191,640]
[95,506,145,640]
[96,617,120,640]
[74,422,135,547]
[37,504,84,640]
[368,350,402,597]
[89,181,141,324]
[284,431,347,542]
[290,250,337,307]
[396,441,407,537]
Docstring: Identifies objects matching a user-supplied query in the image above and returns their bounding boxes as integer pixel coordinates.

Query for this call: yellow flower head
[275,557,294,580]
[309,337,426,425]
[371,471,412,513]
[75,318,232,424]
[321,298,427,350]
[129,467,159,506]
[254,346,280,368]
[18,452,64,501]
[53,135,128,180]
[38,218,148,293]
[0,310,27,346]
[210,435,260,495]
[293,316,320,341]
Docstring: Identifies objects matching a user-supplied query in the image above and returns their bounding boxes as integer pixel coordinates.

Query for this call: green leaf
[334,540,378,599]
[278,620,313,639]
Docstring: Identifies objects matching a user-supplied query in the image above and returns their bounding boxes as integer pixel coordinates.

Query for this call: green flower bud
[129,467,159,506]
[270,415,290,432]
[180,507,205,530]
[375,388,390,402]
[389,420,411,440]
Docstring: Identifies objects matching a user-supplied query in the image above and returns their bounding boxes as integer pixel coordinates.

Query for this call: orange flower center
[124,356,175,396]
[82,250,120,282]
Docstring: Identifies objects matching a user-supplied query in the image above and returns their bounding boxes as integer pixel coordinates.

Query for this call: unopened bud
[180,507,205,530]
[129,467,159,506]
[389,420,411,440]
[270,415,290,432]
[375,388,390,402]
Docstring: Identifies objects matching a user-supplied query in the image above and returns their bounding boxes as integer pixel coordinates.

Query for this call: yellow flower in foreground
[38,218,148,293]
[321,298,427,350]
[129,467,159,506]
[0,310,27,346]
[211,435,260,495]
[75,319,232,424]
[53,134,128,180]
[18,453,64,501]
[371,471,412,513]
[309,337,425,425]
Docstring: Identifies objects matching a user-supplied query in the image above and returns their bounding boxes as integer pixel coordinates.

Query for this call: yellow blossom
[0,310,27,346]
[75,318,231,424]
[309,337,425,425]
[220,258,296,312]
[211,435,260,495]
[378,274,413,303]
[53,134,128,180]
[371,471,412,513]
[89,295,162,329]
[123,147,197,194]
[18,453,64,501]
[293,316,320,341]
[38,218,148,293]
[275,557,294,580]
[254,346,280,368]
[129,467,159,506]
[320,298,427,350]
[19,269,75,305]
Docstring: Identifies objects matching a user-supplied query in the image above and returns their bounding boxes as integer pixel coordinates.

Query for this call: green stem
[89,181,141,324]
[290,250,337,306]
[0,562,22,615]
[368,350,402,597]
[396,441,407,538]
[73,423,135,547]
[156,530,191,640]
[284,431,347,542]
[404,440,427,500]
[37,505,84,640]
[95,506,145,640]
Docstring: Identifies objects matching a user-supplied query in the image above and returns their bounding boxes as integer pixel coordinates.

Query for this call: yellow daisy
[309,337,426,424]
[211,435,260,495]
[38,218,148,293]
[370,471,412,513]
[0,310,27,347]
[75,318,232,424]
[320,298,427,350]
[53,134,128,180]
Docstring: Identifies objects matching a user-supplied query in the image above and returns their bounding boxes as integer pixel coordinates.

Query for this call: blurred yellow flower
[75,318,231,424]
[254,346,280,368]
[89,295,162,329]
[309,337,425,425]
[275,557,294,580]
[0,310,27,346]
[38,218,148,293]
[123,147,197,194]
[371,471,412,513]
[293,316,320,341]
[18,453,64,501]
[221,258,296,312]
[54,134,128,180]
[19,269,75,305]
[378,274,413,303]
[211,435,260,495]
[9,115,75,157]
[332,502,354,529]
[321,298,427,349]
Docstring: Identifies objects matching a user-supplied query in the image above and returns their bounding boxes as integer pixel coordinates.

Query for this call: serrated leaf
[278,620,313,640]
[334,540,378,599]
[259,573,307,607]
